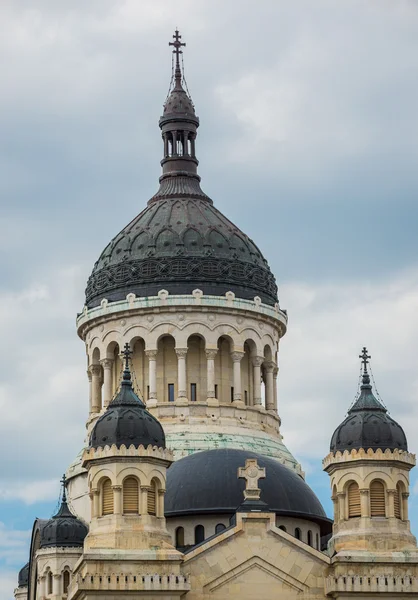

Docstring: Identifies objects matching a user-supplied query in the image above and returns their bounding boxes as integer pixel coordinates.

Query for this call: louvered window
[348,482,361,518]
[370,481,386,517]
[123,477,139,514]
[394,484,401,519]
[148,481,157,515]
[63,571,70,594]
[102,478,114,515]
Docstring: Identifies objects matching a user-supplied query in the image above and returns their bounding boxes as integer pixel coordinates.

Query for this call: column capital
[252,356,264,367]
[205,349,218,360]
[175,348,188,358]
[87,368,92,382]
[112,485,122,492]
[336,491,346,498]
[90,364,102,377]
[359,488,369,495]
[402,492,410,499]
[264,360,276,373]
[273,366,279,377]
[387,489,397,496]
[145,349,158,359]
[100,357,113,369]
[158,488,166,496]
[141,485,152,492]
[231,351,245,363]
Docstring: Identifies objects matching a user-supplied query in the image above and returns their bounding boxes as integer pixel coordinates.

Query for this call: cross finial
[238,458,266,502]
[359,346,371,374]
[169,29,186,86]
[121,343,133,371]
[60,473,67,502]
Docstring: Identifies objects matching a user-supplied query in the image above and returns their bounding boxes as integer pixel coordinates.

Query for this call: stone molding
[325,574,418,595]
[77,291,287,336]
[72,572,190,592]
[82,443,173,467]
[323,447,416,469]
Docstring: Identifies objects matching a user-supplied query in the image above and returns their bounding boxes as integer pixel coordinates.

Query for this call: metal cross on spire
[169,29,185,86]
[359,346,371,374]
[121,342,133,371]
[60,473,67,502]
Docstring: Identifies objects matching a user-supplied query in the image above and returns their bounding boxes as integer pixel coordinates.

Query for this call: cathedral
[14,31,418,599]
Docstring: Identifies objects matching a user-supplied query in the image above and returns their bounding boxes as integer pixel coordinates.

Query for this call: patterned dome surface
[330,372,408,453]
[86,192,278,308]
[40,499,87,549]
[90,364,166,450]
[18,563,29,587]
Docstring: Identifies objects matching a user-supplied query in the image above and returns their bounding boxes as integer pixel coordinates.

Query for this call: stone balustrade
[325,574,418,595]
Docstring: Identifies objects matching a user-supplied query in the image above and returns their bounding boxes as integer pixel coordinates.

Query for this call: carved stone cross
[238,458,266,501]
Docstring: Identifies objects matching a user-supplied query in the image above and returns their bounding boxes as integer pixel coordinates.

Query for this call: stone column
[360,489,370,518]
[39,576,46,600]
[87,368,93,414]
[91,489,99,518]
[332,494,339,522]
[402,492,409,520]
[387,489,396,518]
[145,350,157,403]
[141,486,151,514]
[100,358,114,408]
[273,366,279,411]
[52,574,60,596]
[113,485,122,515]
[337,492,346,521]
[190,135,196,157]
[264,361,275,411]
[252,357,264,406]
[158,489,165,518]
[164,135,169,157]
[90,365,102,414]
[175,348,188,401]
[172,131,178,155]
[206,349,218,400]
[231,352,244,404]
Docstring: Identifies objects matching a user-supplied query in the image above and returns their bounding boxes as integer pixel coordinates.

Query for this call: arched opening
[148,478,158,516]
[316,533,319,550]
[175,526,185,548]
[370,480,386,517]
[294,527,301,540]
[395,482,404,519]
[63,571,70,595]
[278,525,287,532]
[242,341,254,405]
[216,336,233,403]
[123,477,139,514]
[307,530,313,547]
[347,482,361,518]
[102,478,113,516]
[195,524,205,544]
[187,335,206,402]
[215,523,226,534]
[47,572,53,596]
[157,335,177,402]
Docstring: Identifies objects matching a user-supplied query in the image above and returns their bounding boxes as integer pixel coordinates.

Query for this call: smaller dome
[18,563,29,587]
[90,350,165,450]
[163,88,195,116]
[40,497,87,549]
[330,351,408,453]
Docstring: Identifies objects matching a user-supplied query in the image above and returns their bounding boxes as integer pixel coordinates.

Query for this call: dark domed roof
[18,563,29,587]
[330,351,408,453]
[90,352,165,449]
[85,33,278,309]
[165,449,332,534]
[40,494,87,549]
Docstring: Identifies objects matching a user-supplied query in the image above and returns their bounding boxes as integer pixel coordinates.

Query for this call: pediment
[204,555,308,596]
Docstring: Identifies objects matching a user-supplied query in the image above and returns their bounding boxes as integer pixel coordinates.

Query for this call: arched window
[195,524,205,544]
[348,482,361,518]
[123,477,139,514]
[316,533,320,550]
[278,525,287,532]
[102,478,113,515]
[147,479,158,516]
[175,526,185,548]
[307,530,313,547]
[294,527,301,540]
[63,571,70,595]
[370,480,386,517]
[394,483,402,519]
[215,523,226,534]
[47,571,53,595]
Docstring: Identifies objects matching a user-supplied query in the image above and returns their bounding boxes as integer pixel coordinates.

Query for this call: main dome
[165,449,332,534]
[85,36,278,308]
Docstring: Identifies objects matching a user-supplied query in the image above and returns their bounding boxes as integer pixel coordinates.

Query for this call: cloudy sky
[1,0,418,596]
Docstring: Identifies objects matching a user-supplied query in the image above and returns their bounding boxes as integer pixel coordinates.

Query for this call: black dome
[90,361,165,449]
[40,499,87,549]
[330,370,408,453]
[165,449,332,534]
[85,36,277,309]
[18,563,29,587]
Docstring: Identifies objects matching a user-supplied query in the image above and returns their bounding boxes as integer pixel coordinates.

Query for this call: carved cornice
[323,447,416,469]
